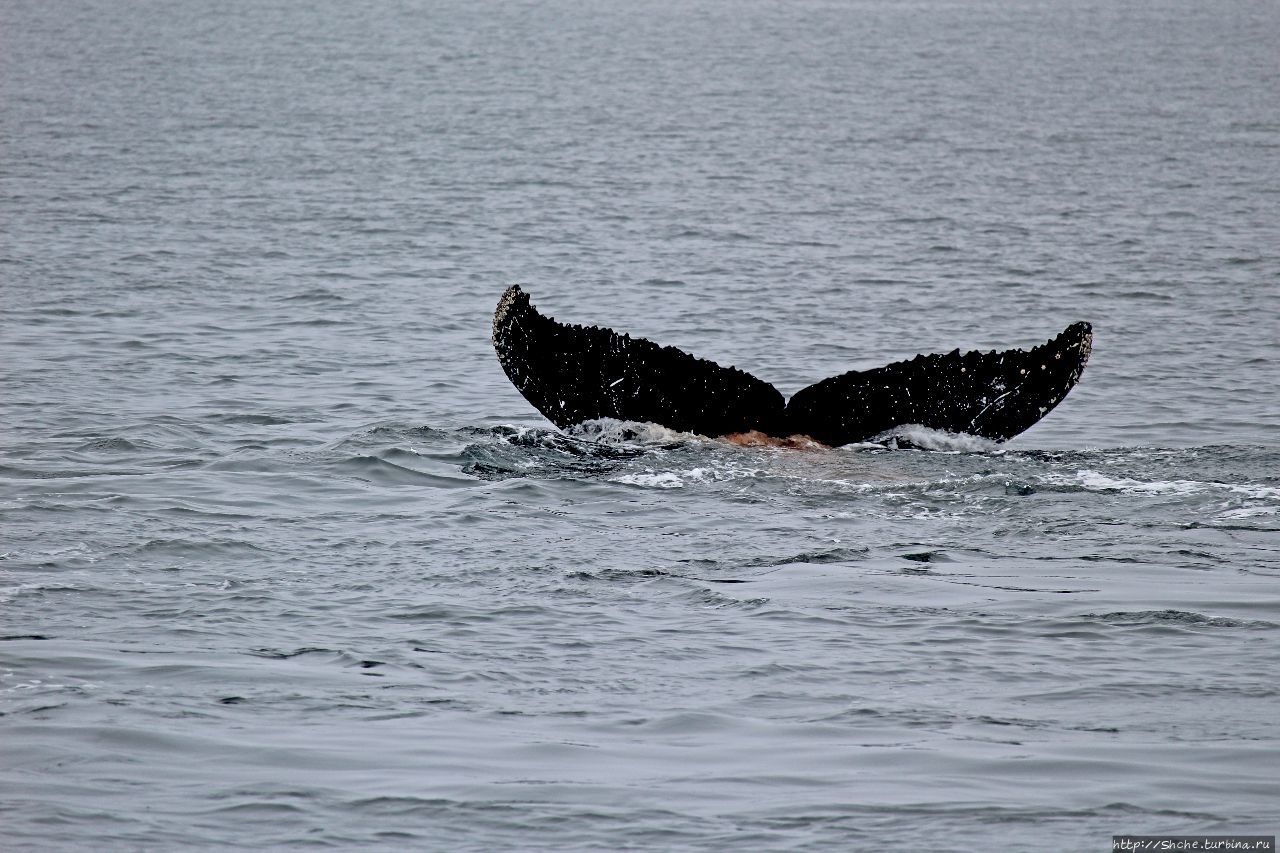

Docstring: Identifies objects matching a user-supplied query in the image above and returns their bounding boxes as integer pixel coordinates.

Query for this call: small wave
[567,567,674,584]
[459,423,662,481]
[1080,610,1275,630]
[1066,470,1280,500]
[460,422,686,481]
[0,581,95,604]
[73,436,155,453]
[1215,505,1278,520]
[330,424,459,455]
[129,538,272,559]
[207,413,299,426]
[0,463,147,480]
[612,466,750,489]
[614,471,685,489]
[332,455,475,489]
[567,418,698,447]
[870,426,1003,453]
[485,424,646,455]
[675,587,770,610]
[247,646,341,660]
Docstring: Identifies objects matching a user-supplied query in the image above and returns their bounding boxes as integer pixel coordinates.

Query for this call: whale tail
[492,285,1091,446]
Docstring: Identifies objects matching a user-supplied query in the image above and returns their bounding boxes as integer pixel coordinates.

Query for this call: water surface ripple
[2,0,1278,849]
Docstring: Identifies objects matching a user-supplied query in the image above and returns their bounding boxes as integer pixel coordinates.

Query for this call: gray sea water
[3,0,1279,849]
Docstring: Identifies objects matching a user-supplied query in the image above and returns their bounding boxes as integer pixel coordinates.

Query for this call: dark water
[3,0,1278,849]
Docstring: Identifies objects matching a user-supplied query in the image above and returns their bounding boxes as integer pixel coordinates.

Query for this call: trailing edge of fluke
[492,285,1092,447]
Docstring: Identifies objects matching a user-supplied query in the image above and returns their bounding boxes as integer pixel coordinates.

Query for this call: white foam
[614,471,686,489]
[612,465,759,489]
[870,425,1002,453]
[1068,470,1280,500]
[1072,470,1204,495]
[568,418,701,446]
[1216,505,1278,520]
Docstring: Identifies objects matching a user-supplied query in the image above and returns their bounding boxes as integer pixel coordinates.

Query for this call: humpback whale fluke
[492,285,1092,447]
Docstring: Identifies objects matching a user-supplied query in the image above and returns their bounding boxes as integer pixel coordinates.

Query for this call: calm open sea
[3,0,1278,849]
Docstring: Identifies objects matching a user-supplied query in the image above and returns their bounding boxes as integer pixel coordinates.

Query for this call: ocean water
[2,0,1278,849]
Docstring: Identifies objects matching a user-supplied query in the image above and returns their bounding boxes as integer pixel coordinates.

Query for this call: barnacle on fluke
[492,285,1091,447]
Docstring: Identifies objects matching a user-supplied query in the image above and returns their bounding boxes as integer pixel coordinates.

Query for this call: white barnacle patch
[491,285,523,344]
